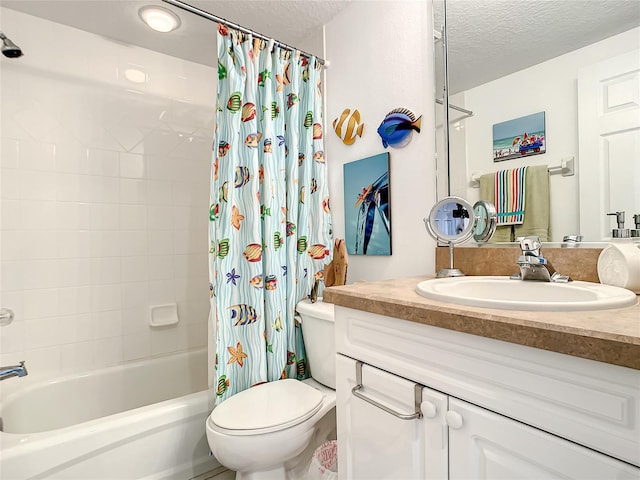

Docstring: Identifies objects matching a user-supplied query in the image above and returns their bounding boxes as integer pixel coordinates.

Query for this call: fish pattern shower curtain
[210,25,332,403]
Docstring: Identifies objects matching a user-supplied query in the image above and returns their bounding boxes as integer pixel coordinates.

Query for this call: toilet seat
[209,379,323,435]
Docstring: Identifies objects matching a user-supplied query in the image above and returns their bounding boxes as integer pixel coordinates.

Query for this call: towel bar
[469,156,574,188]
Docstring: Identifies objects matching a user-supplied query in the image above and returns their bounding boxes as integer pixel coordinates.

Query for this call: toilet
[206,299,336,480]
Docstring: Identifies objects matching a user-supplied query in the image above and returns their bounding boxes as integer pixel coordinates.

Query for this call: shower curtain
[209,25,332,403]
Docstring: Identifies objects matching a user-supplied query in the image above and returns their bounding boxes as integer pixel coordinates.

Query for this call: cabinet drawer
[336,306,640,467]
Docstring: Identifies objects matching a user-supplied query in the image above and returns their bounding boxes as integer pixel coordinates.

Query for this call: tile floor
[191,466,235,480]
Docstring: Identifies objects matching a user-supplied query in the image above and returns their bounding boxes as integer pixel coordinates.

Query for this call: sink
[415,276,638,311]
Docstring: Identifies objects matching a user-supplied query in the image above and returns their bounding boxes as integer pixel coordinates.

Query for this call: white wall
[453,28,640,241]
[0,9,215,379]
[324,1,437,283]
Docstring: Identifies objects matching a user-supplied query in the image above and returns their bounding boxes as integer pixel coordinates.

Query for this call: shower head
[0,32,23,58]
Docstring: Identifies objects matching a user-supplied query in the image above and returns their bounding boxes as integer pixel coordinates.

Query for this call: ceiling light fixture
[138,6,181,33]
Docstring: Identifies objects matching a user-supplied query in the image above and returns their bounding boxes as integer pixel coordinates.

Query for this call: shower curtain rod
[161,0,326,65]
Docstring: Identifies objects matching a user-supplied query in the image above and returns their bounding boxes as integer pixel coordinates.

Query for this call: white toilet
[206,299,336,480]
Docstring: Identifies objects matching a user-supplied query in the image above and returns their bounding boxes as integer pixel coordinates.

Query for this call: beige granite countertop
[323,275,640,370]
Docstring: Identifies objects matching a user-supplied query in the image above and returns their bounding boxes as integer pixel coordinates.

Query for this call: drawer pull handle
[351,361,423,420]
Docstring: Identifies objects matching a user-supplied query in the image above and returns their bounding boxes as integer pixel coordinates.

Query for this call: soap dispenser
[597,211,640,293]
[606,211,630,238]
[631,214,640,238]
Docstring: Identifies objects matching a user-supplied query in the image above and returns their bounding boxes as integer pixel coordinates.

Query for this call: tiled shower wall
[0,9,216,378]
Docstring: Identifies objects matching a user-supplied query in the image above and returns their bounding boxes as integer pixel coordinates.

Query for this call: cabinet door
[336,354,448,480]
[447,398,640,479]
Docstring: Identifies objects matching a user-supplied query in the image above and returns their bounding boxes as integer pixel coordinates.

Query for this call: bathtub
[0,348,221,480]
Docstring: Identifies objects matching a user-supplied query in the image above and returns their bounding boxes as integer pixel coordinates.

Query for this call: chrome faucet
[512,236,571,282]
[0,361,28,381]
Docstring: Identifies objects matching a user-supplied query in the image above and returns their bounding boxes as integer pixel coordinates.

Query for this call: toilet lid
[211,379,323,433]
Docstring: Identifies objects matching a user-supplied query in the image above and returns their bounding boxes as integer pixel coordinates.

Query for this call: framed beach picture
[492,112,546,162]
[343,153,391,255]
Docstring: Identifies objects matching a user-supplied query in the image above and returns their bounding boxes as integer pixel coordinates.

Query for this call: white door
[578,49,640,240]
[336,355,448,480]
[447,398,640,479]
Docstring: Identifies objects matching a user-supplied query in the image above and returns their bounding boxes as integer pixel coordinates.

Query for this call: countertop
[323,275,640,370]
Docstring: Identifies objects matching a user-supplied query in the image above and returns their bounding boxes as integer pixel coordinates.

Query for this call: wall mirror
[433,0,640,242]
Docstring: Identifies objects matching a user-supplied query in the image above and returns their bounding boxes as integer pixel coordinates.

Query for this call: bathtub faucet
[0,361,28,381]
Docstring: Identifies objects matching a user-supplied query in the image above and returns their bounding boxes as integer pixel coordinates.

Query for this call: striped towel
[495,166,528,225]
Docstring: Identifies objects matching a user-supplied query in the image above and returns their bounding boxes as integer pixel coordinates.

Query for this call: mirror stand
[437,241,465,278]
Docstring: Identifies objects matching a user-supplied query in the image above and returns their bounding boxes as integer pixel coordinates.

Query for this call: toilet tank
[296,299,336,389]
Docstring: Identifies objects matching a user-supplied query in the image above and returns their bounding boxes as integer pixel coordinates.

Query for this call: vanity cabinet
[335,306,640,479]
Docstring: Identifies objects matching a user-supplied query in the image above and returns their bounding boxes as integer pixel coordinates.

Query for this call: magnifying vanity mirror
[424,196,497,278]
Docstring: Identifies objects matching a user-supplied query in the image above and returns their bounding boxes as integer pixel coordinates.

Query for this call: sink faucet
[0,361,28,381]
[513,236,571,282]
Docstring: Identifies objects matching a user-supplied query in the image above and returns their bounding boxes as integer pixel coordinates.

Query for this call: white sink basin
[416,276,638,311]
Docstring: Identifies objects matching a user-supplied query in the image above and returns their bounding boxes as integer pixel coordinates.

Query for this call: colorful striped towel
[495,166,528,226]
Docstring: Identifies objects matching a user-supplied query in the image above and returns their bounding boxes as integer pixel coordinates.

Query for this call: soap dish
[149,303,179,327]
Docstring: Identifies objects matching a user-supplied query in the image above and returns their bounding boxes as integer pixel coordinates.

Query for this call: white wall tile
[119,152,146,178]
[54,142,89,174]
[119,178,147,204]
[24,317,61,349]
[2,8,215,374]
[148,255,174,280]
[55,258,91,288]
[1,260,26,292]
[1,200,22,230]
[87,176,120,203]
[121,307,149,334]
[92,336,123,367]
[21,200,58,231]
[123,332,150,361]
[148,279,175,305]
[119,204,147,230]
[23,288,59,319]
[89,231,121,257]
[57,230,91,259]
[150,326,177,355]
[0,319,25,354]
[120,281,149,309]
[58,313,94,344]
[25,345,61,377]
[89,203,120,230]
[119,230,148,256]
[19,140,56,172]
[88,149,119,176]
[60,341,95,372]
[57,286,92,316]
[95,310,123,338]
[57,202,91,230]
[56,173,90,202]
[90,257,121,285]
[120,256,148,282]
[147,180,174,205]
[90,284,122,312]
[1,138,19,169]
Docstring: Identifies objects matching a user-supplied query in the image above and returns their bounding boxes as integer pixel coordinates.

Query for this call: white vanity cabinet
[335,306,640,479]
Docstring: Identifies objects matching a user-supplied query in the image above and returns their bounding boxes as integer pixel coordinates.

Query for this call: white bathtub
[0,348,221,480]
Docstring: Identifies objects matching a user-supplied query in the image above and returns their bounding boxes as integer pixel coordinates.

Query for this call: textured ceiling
[2,0,639,94]
[436,0,640,93]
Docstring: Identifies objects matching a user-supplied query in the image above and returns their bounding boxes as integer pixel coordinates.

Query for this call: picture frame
[492,111,546,162]
[343,153,391,255]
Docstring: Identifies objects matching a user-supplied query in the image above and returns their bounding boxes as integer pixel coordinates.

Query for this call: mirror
[434,0,640,242]
[473,200,497,243]
[425,196,497,277]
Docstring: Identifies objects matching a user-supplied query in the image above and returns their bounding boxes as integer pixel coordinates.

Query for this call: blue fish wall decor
[377,108,422,148]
